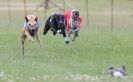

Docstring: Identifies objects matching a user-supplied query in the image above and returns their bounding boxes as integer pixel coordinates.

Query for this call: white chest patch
[72,20,78,28]
[113,71,124,78]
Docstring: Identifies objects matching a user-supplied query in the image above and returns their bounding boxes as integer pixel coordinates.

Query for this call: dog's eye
[29,24,31,26]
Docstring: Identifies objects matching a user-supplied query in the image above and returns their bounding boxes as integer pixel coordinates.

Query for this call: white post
[23,0,27,17]
[86,0,89,26]
[111,0,113,30]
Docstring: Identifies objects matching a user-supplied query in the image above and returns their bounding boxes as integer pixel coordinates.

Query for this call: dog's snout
[59,22,63,27]
[31,29,35,32]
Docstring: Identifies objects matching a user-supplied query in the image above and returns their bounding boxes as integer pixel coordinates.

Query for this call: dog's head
[72,10,79,20]
[55,14,65,28]
[25,15,38,30]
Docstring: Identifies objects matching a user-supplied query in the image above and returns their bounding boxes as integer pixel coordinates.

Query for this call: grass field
[1,26,133,82]
[0,0,133,82]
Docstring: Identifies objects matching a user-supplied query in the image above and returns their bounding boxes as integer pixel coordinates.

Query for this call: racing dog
[20,15,41,55]
[43,14,69,44]
[107,65,127,78]
[64,10,82,42]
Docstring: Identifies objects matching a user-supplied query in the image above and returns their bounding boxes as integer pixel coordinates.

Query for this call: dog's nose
[31,29,36,32]
[59,22,63,27]
[59,23,62,27]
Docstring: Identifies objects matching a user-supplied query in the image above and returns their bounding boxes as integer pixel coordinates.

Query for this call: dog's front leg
[21,29,27,56]
[36,30,43,47]
[61,28,69,44]
[25,30,34,42]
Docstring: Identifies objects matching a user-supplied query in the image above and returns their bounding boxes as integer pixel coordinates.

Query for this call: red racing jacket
[64,10,83,31]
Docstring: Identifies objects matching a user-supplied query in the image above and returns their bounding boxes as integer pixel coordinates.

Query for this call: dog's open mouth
[29,29,36,37]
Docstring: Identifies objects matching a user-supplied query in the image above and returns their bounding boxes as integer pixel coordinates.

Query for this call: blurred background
[1,0,133,30]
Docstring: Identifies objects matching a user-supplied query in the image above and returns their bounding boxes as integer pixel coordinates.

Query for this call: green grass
[0,0,133,82]
[0,27,133,82]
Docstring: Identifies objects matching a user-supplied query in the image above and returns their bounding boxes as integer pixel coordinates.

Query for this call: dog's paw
[28,37,34,42]
[65,41,69,44]
[64,37,69,44]
[43,32,46,35]
[29,39,34,42]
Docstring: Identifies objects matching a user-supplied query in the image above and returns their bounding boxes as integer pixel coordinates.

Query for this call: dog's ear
[35,17,38,21]
[25,16,29,22]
